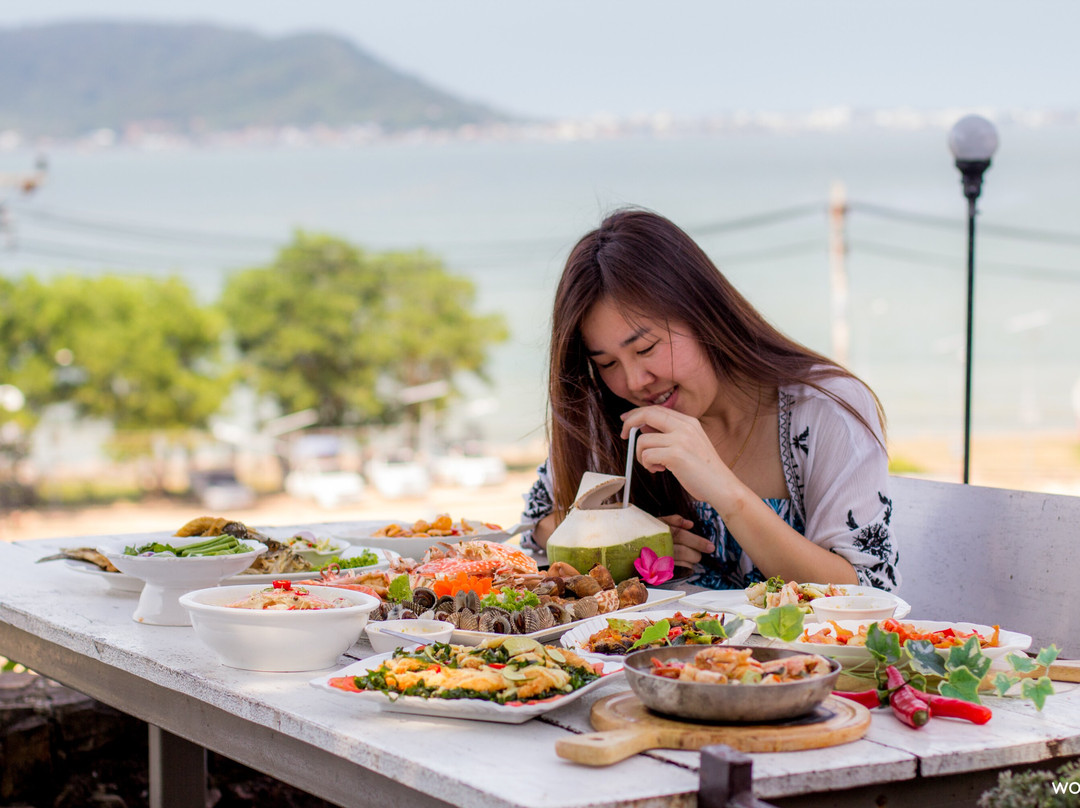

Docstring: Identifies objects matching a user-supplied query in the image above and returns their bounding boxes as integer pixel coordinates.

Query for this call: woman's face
[580,297,720,418]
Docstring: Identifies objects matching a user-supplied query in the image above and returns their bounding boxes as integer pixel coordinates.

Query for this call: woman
[520,208,899,591]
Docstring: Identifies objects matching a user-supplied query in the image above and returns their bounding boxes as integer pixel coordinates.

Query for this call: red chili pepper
[272,580,292,590]
[668,627,684,638]
[885,665,930,728]
[832,689,882,709]
[925,694,992,725]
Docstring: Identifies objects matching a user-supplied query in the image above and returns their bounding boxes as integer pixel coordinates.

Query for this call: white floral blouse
[519,374,901,591]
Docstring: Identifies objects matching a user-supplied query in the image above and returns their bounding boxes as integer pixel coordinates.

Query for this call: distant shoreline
[5,106,1080,154]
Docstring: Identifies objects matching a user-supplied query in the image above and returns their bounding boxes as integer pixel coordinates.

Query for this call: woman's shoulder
[780,370,881,428]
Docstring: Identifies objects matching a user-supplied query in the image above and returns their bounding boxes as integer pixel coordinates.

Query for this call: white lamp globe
[948,115,999,162]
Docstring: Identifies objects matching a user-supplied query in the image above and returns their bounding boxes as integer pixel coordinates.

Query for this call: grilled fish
[36,547,120,573]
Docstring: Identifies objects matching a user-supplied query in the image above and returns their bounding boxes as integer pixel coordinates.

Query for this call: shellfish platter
[446,588,686,646]
[310,651,623,724]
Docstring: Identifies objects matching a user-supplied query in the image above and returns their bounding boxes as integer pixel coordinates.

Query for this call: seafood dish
[36,547,120,573]
[744,577,847,612]
[175,517,315,575]
[799,617,1001,649]
[373,514,495,539]
[648,646,834,685]
[299,539,678,644]
[326,636,603,705]
[782,619,1032,669]
[375,547,650,633]
[225,581,354,611]
[575,611,745,655]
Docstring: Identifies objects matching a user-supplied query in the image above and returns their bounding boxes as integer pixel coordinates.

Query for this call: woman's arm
[620,403,862,585]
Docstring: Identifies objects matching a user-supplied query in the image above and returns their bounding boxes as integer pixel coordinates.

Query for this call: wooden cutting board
[555,692,871,766]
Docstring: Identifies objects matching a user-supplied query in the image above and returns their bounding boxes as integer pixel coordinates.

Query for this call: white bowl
[810,595,897,623]
[179,584,380,671]
[365,619,454,654]
[100,539,268,626]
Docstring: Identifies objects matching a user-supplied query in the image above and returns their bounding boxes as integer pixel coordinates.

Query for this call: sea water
[2,126,1079,449]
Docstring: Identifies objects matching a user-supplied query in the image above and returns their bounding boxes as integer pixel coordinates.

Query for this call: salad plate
[777,619,1032,669]
[310,651,622,724]
[99,539,267,625]
[332,519,525,559]
[679,584,911,623]
[559,607,755,660]
[448,588,686,646]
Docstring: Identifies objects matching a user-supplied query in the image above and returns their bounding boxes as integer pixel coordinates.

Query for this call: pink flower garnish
[633,547,675,585]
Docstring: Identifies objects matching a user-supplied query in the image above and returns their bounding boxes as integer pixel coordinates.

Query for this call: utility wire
[13,207,280,250]
[4,202,829,262]
[690,203,823,236]
[7,238,219,269]
[852,239,1080,282]
[850,201,1080,247]
[715,239,824,267]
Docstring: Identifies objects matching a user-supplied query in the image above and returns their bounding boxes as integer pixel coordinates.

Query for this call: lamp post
[948,114,998,484]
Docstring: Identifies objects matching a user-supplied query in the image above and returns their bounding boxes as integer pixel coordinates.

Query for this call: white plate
[449,588,686,646]
[64,560,145,593]
[779,619,1032,669]
[679,584,911,623]
[310,652,622,724]
[559,608,756,660]
[65,546,393,591]
[332,519,524,559]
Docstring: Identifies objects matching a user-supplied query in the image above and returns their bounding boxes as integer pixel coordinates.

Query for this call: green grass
[889,456,927,474]
[34,479,143,507]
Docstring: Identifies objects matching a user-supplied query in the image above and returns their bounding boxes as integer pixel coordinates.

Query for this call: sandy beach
[4,431,1080,543]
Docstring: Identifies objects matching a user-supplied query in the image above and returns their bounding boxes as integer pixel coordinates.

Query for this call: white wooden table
[2,527,1078,808]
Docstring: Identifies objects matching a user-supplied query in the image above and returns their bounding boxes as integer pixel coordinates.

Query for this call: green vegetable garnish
[318,549,379,571]
[479,588,540,612]
[387,574,413,603]
[753,604,804,642]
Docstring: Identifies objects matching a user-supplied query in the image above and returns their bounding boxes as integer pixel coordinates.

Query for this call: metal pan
[623,644,841,723]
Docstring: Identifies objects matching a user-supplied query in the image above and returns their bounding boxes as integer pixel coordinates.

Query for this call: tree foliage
[0,273,229,430]
[220,233,508,427]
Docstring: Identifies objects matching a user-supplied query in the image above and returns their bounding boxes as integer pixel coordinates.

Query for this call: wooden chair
[889,475,1079,655]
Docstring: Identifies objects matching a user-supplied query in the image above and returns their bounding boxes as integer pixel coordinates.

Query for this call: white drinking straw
[622,426,639,508]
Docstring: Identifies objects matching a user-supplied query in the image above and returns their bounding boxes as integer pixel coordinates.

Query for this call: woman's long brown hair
[546,207,885,525]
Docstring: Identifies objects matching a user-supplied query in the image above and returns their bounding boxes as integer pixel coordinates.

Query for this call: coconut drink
[546,472,674,584]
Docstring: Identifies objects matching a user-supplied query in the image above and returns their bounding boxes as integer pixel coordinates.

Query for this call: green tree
[0,274,230,487]
[220,233,508,427]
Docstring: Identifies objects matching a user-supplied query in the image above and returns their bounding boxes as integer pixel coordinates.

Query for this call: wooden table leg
[148,724,207,808]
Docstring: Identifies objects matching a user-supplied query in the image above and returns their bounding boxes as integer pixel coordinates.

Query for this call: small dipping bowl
[283,533,351,568]
[810,595,897,623]
[365,619,454,653]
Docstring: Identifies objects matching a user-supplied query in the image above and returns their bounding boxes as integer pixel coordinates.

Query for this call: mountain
[0,21,510,137]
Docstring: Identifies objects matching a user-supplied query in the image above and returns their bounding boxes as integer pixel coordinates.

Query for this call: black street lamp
[948,114,999,484]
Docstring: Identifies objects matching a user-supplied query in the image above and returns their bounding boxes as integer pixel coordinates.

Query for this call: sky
[2,1,1079,120]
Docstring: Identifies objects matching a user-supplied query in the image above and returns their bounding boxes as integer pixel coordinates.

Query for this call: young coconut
[546,472,674,584]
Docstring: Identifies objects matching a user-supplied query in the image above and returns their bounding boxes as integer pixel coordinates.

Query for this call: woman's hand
[660,514,715,568]
[622,405,735,505]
